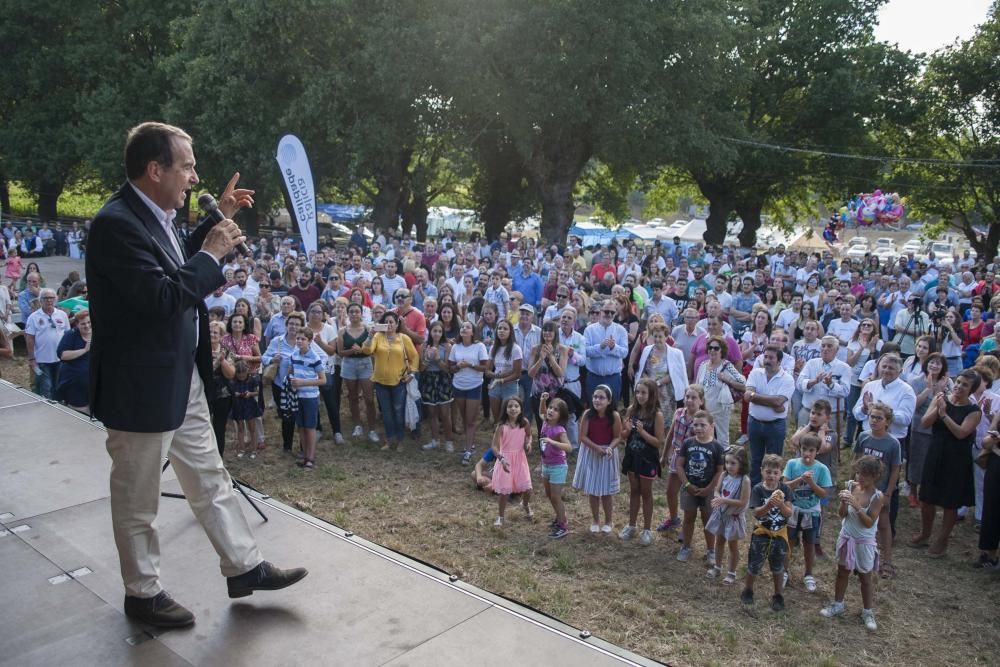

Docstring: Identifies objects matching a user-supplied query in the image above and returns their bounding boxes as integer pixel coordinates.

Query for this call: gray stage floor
[0,381,658,667]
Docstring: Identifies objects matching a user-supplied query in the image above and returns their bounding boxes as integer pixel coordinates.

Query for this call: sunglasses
[707,345,722,351]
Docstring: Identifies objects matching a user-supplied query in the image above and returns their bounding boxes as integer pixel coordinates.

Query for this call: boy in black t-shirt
[741,454,794,612]
[676,410,725,563]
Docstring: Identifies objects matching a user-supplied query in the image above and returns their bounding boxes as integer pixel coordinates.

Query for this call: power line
[722,137,1000,169]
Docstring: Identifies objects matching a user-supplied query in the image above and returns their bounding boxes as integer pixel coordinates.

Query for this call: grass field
[2,352,998,666]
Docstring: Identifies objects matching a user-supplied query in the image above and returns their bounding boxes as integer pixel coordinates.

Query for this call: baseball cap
[519,304,535,314]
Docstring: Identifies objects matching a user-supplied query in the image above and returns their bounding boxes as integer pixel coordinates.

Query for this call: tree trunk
[735,199,764,248]
[37,179,64,220]
[964,219,1000,264]
[695,177,736,246]
[400,190,429,241]
[0,174,10,216]
[371,150,411,233]
[476,133,531,241]
[527,137,591,246]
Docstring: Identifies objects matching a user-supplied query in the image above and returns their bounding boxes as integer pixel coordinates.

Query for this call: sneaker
[770,594,785,612]
[862,609,877,632]
[600,524,613,534]
[462,450,473,465]
[706,566,721,578]
[237,451,245,459]
[677,546,692,562]
[899,480,911,497]
[422,439,439,451]
[368,430,380,443]
[444,441,455,453]
[589,523,600,534]
[550,524,569,540]
[352,425,363,437]
[740,589,754,606]
[974,552,1000,569]
[655,517,673,532]
[804,575,817,593]
[639,529,654,546]
[249,452,256,460]
[619,525,637,540]
[820,601,846,618]
[493,516,504,528]
[704,549,716,564]
[736,434,749,445]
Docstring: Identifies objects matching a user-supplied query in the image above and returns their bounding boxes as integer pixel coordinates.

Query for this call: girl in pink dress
[491,396,533,527]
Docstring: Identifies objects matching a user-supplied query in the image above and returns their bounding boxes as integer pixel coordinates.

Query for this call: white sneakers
[351,425,363,437]
[590,523,600,533]
[334,433,345,445]
[422,439,439,451]
[862,609,877,631]
[804,575,817,593]
[619,525,637,540]
[820,601,846,618]
[639,529,654,546]
[368,430,379,443]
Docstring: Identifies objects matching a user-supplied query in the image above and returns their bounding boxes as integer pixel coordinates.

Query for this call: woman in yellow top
[363,311,418,451]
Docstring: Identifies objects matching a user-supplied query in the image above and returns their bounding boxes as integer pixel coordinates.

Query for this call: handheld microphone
[197,193,251,257]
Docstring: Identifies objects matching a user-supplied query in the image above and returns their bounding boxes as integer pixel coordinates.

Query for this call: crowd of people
[4,222,1000,632]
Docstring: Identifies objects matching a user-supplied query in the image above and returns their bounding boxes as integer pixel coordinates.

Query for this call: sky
[875,0,994,53]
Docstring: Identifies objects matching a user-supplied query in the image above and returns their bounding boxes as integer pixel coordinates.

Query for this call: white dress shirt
[746,367,796,421]
[851,377,917,439]
[796,357,852,411]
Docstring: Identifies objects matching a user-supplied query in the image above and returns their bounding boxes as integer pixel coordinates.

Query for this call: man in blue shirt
[583,300,629,405]
[511,257,544,309]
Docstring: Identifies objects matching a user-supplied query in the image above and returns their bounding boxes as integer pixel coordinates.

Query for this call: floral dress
[641,345,675,429]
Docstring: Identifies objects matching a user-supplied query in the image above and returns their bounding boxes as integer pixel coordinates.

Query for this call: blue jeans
[34,362,59,400]
[586,371,622,409]
[375,382,406,441]
[748,416,787,487]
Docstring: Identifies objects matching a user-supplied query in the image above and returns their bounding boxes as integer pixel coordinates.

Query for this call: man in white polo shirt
[744,345,796,487]
[25,287,71,399]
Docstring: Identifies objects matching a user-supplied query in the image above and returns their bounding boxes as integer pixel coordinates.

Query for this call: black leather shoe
[124,591,195,628]
[227,561,308,599]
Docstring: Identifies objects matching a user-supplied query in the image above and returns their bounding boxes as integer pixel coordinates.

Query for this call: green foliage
[5,182,105,219]
[886,1,1000,260]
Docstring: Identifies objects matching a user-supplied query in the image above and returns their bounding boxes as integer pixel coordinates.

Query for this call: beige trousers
[106,368,263,598]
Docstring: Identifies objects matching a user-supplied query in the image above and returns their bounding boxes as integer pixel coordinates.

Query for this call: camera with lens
[930,308,945,324]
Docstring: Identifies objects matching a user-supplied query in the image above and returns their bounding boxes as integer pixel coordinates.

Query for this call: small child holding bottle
[820,455,887,632]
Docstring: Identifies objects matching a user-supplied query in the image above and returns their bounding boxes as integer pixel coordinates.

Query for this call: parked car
[872,238,897,262]
[844,240,871,260]
[901,239,923,255]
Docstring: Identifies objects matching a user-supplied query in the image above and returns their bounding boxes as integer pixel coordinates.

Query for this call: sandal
[303,460,315,471]
[879,562,896,579]
[723,571,738,585]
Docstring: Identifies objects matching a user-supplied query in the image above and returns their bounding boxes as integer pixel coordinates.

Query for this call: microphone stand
[161,458,268,523]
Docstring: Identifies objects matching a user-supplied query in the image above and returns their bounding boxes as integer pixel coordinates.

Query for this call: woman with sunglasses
[695,334,746,447]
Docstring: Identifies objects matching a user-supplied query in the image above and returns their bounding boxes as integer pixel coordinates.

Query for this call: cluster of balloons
[839,190,906,226]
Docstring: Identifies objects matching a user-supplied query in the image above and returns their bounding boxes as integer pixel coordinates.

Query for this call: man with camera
[893,294,930,358]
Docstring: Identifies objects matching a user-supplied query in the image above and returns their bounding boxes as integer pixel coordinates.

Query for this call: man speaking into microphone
[86,122,306,628]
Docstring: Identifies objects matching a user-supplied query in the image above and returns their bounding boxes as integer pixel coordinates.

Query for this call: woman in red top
[222,313,261,374]
[964,305,986,348]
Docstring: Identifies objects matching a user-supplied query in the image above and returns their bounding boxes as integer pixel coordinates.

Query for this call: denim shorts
[295,397,320,428]
[488,379,518,400]
[747,532,788,575]
[340,356,373,380]
[541,463,568,485]
[453,384,483,401]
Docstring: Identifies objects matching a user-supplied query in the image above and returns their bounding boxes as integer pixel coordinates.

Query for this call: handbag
[262,357,280,384]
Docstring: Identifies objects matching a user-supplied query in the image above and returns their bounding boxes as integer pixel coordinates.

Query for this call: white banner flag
[275,134,317,255]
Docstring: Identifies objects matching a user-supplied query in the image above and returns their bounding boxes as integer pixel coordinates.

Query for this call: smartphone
[372,323,389,333]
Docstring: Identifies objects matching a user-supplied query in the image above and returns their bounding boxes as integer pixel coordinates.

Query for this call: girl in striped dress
[573,384,623,534]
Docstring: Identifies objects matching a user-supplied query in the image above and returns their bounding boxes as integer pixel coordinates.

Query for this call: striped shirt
[290,348,324,398]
